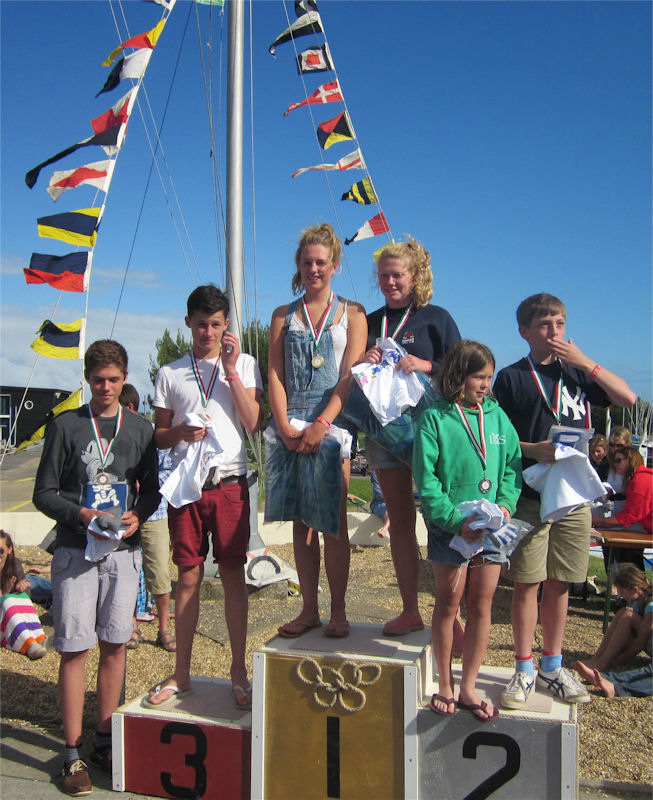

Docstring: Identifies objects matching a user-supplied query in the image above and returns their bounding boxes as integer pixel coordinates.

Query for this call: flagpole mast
[226,0,244,339]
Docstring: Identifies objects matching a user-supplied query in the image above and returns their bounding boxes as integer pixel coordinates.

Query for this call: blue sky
[1,0,651,406]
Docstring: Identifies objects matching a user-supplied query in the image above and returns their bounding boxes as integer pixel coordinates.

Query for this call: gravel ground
[2,543,651,786]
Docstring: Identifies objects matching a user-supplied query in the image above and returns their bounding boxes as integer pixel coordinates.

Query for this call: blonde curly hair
[375,236,433,308]
[291,223,342,296]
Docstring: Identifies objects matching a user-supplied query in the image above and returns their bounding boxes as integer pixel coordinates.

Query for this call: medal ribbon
[88,404,123,470]
[302,291,335,353]
[527,355,562,423]
[455,403,487,472]
[191,352,221,408]
[381,304,413,340]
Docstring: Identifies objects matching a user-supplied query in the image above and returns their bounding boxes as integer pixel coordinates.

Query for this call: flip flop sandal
[324,620,350,638]
[277,618,322,638]
[457,699,499,722]
[155,630,177,652]
[126,629,142,650]
[141,681,191,709]
[232,684,252,710]
[429,694,456,716]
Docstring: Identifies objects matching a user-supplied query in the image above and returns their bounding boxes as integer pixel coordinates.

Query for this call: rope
[295,657,382,712]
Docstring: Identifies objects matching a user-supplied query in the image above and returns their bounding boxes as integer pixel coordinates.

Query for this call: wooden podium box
[112,676,251,799]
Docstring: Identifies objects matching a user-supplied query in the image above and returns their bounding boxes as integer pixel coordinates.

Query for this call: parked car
[351,450,368,476]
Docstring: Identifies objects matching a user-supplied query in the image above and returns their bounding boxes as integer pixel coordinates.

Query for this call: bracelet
[589,364,601,380]
[225,374,238,383]
[316,416,331,430]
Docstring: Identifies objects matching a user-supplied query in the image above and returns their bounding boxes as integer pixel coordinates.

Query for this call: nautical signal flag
[344,212,390,245]
[296,44,333,74]
[37,208,101,248]
[16,389,82,451]
[24,252,92,292]
[25,127,123,189]
[96,49,152,97]
[317,112,354,149]
[269,11,323,56]
[31,319,84,360]
[91,89,136,135]
[295,0,318,15]
[341,178,378,205]
[103,19,166,66]
[292,148,365,178]
[47,160,115,202]
[284,80,343,117]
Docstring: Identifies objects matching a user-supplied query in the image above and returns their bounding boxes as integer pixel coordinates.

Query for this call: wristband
[225,374,238,383]
[589,364,601,380]
[316,416,331,430]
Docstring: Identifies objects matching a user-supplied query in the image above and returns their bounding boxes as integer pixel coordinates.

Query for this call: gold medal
[311,354,325,369]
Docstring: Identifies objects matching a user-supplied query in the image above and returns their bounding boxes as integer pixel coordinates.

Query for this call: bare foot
[146,677,191,706]
[458,689,498,721]
[574,660,595,683]
[592,669,616,698]
[430,691,456,715]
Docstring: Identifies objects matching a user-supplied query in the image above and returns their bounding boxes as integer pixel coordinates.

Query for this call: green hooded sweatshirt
[413,396,522,535]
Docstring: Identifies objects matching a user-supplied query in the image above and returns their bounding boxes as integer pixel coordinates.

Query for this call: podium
[113,624,577,799]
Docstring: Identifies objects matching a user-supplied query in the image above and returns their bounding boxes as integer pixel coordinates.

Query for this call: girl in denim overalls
[266,223,367,638]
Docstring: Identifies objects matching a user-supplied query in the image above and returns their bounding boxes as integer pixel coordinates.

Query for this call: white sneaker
[536,667,591,704]
[500,671,534,708]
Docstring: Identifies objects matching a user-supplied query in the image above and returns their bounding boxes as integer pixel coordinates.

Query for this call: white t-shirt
[154,352,263,478]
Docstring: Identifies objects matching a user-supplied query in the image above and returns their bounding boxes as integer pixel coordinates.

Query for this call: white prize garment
[85,519,125,562]
[523,444,607,523]
[289,418,353,459]
[160,413,224,508]
[350,337,425,426]
[449,499,533,559]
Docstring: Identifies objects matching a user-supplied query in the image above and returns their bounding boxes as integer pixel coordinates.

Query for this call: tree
[145,329,191,408]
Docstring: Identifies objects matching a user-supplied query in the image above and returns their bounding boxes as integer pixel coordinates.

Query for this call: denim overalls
[264,297,349,536]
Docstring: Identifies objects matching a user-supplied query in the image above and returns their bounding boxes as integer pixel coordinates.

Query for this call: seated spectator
[575,662,652,698]
[0,530,48,659]
[575,565,652,673]
[588,434,609,481]
[606,425,632,502]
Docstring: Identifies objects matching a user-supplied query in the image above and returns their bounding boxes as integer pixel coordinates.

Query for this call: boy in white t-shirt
[146,285,263,710]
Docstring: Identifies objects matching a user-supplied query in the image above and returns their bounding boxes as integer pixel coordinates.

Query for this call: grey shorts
[503,496,590,584]
[427,521,507,566]
[51,545,141,652]
[365,437,406,471]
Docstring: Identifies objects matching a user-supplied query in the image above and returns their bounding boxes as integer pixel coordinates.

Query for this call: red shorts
[168,476,250,567]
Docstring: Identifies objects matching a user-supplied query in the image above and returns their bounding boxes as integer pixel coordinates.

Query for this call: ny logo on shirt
[561,386,587,421]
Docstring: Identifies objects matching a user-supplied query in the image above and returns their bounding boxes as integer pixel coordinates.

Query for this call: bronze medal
[96,471,110,486]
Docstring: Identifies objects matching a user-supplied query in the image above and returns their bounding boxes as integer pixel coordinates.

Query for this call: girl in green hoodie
[413,340,522,721]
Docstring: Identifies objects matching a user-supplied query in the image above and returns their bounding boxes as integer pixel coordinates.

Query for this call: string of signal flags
[20,0,179,361]
[270,0,391,247]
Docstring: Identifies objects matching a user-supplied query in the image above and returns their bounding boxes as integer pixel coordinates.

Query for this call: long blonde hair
[292,223,342,296]
[375,236,433,308]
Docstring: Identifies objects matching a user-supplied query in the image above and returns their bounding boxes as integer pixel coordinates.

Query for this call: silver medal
[478,477,492,494]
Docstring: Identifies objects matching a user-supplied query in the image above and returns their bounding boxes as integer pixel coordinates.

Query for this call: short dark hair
[186,284,229,318]
[516,293,566,328]
[436,340,495,403]
[119,383,140,411]
[84,340,128,377]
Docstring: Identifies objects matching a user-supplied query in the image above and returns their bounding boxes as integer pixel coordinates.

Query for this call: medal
[302,291,336,371]
[88,404,123,484]
[455,402,491,495]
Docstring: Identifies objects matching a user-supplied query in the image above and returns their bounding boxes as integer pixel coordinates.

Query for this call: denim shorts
[426,521,507,566]
[365,437,406,471]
